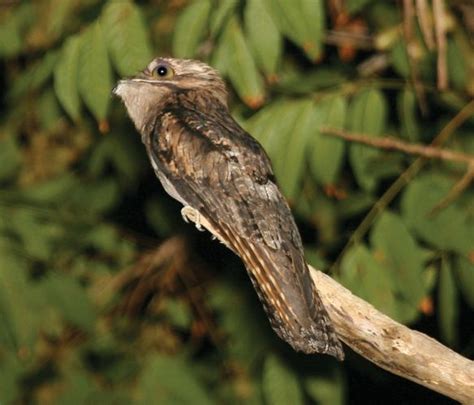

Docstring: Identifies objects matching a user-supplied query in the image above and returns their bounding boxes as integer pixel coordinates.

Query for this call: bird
[113,57,344,360]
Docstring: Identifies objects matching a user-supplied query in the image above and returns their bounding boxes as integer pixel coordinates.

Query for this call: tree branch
[328,100,474,272]
[184,213,474,403]
[320,127,474,165]
[309,267,474,404]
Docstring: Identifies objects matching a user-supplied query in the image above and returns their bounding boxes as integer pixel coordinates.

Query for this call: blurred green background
[0,0,473,403]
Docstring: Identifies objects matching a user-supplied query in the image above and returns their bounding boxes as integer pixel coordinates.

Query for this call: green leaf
[9,50,59,99]
[138,355,213,405]
[55,371,100,405]
[172,0,211,58]
[348,89,387,191]
[390,40,410,78]
[83,224,121,254]
[347,0,374,14]
[8,208,56,260]
[305,370,345,405]
[310,96,347,185]
[43,0,75,42]
[162,298,192,329]
[102,0,153,76]
[209,0,238,37]
[245,0,282,78]
[221,17,265,108]
[300,0,325,60]
[68,178,120,215]
[453,256,474,310]
[244,101,281,141]
[78,22,112,122]
[0,132,21,182]
[295,186,338,244]
[275,100,315,200]
[401,174,474,255]
[337,192,375,218]
[370,211,426,323]
[19,173,77,203]
[0,353,24,403]
[210,26,232,75]
[438,258,458,346]
[247,102,303,201]
[40,273,97,333]
[0,246,43,352]
[208,280,269,364]
[339,244,398,319]
[264,0,324,60]
[0,3,35,57]
[248,101,299,157]
[447,39,467,91]
[246,101,305,198]
[0,12,22,57]
[88,131,145,185]
[304,247,329,270]
[262,355,303,405]
[145,196,176,237]
[276,68,347,95]
[397,88,419,142]
[38,88,63,130]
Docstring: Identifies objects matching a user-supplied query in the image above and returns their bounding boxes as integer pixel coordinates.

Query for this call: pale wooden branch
[184,213,474,404]
[309,267,474,404]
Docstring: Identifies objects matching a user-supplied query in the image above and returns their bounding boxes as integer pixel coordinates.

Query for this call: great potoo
[113,57,344,360]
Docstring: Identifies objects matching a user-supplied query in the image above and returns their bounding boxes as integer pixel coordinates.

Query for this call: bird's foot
[181,206,204,231]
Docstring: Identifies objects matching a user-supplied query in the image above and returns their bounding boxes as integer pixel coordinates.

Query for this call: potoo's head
[113,57,228,132]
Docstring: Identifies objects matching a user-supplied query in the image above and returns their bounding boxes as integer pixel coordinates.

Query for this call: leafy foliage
[0,0,473,403]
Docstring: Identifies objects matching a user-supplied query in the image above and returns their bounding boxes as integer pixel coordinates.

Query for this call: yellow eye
[152,64,174,79]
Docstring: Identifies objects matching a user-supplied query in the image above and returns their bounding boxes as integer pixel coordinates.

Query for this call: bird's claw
[181,206,204,231]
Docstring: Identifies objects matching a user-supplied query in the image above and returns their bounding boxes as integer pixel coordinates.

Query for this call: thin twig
[403,0,415,42]
[311,77,444,103]
[357,54,390,77]
[433,0,448,90]
[429,162,474,214]
[330,100,474,272]
[325,30,374,50]
[416,0,435,50]
[177,258,225,349]
[321,127,474,165]
[403,0,429,114]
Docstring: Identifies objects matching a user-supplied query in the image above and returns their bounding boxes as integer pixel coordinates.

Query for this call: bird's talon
[181,206,204,231]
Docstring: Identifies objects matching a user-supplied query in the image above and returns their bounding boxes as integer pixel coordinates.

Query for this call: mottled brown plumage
[114,57,344,360]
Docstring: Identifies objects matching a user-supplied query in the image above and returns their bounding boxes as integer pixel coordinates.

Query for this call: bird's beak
[112,80,130,97]
[112,70,149,96]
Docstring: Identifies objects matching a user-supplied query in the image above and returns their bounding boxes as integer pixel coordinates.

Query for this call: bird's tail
[211,219,344,360]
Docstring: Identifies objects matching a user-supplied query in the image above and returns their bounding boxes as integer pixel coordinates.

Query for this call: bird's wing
[148,106,343,359]
[151,106,294,249]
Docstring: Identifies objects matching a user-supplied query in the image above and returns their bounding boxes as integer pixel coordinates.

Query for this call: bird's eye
[152,64,174,79]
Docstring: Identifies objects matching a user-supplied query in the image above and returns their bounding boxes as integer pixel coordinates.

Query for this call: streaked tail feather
[207,217,344,360]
